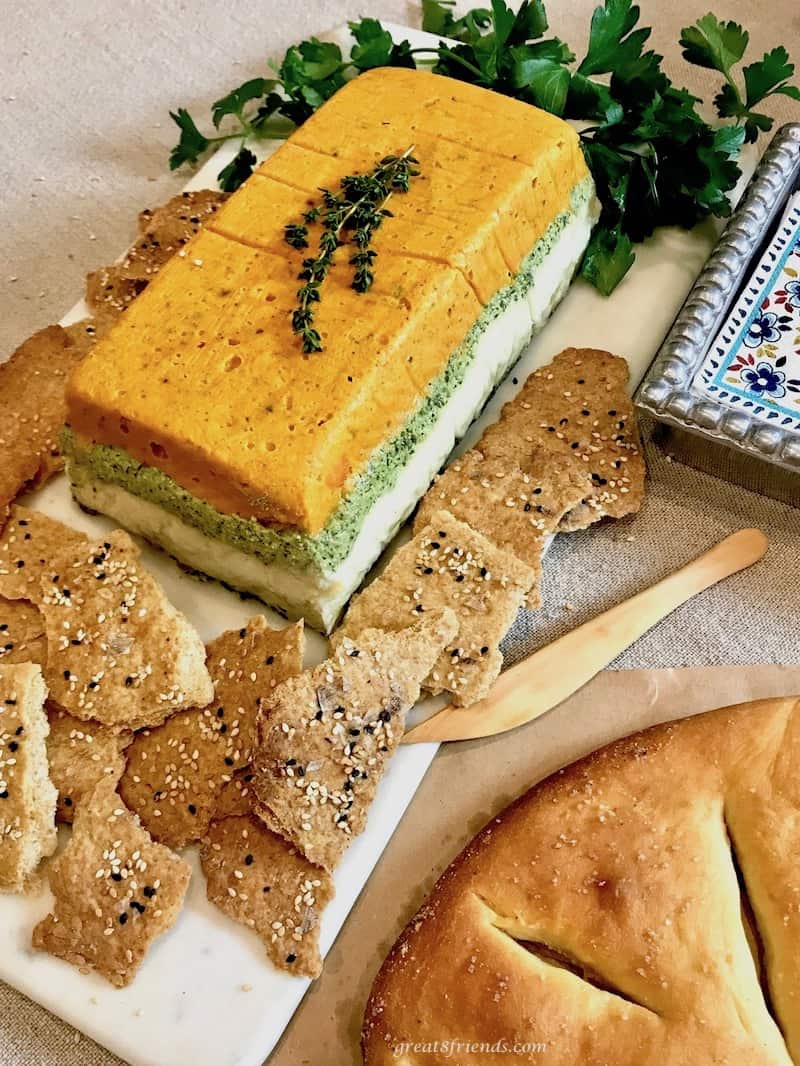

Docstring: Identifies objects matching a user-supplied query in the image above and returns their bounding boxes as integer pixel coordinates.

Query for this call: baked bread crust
[363,697,800,1065]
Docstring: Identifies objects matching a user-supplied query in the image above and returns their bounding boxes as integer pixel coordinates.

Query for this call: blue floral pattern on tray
[694,192,800,431]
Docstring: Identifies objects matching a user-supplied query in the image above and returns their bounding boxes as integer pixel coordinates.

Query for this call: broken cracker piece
[0,663,57,892]
[136,190,228,242]
[335,511,533,707]
[0,326,88,522]
[481,348,645,531]
[32,776,190,987]
[39,529,213,730]
[0,506,89,602]
[252,609,457,871]
[201,813,333,979]
[415,446,590,608]
[119,617,304,848]
[0,596,46,666]
[47,705,132,824]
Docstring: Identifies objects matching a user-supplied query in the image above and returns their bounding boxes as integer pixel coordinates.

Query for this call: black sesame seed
[262,886,271,893]
[188,804,197,815]
[62,670,71,680]
[265,655,274,665]
[15,725,23,734]
[15,560,24,568]
[239,627,247,638]
[379,710,391,722]
[429,541,440,550]
[349,649,360,657]
[0,791,8,800]
[64,796,73,807]
[523,503,532,512]
[224,756,234,767]
[286,953,297,964]
[9,741,18,752]
[455,574,464,582]
[111,872,122,882]
[244,854,254,865]
[143,886,157,898]
[119,912,128,925]
[217,708,225,718]
[480,646,489,654]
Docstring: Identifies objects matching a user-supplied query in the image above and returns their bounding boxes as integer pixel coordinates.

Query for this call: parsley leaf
[211,78,273,128]
[168,109,210,169]
[513,56,571,115]
[679,15,748,76]
[580,223,635,296]
[578,0,651,77]
[681,20,799,143]
[217,147,258,192]
[744,46,798,106]
[349,19,415,71]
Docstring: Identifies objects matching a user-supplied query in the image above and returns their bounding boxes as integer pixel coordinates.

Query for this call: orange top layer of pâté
[67,68,588,534]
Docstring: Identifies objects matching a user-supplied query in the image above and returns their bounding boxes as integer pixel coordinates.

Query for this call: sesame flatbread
[335,511,534,707]
[38,529,213,730]
[0,596,46,667]
[200,813,334,979]
[252,609,457,871]
[32,776,191,988]
[481,348,645,531]
[119,618,304,848]
[0,663,57,892]
[0,325,88,523]
[47,706,133,824]
[415,446,591,608]
[0,506,89,602]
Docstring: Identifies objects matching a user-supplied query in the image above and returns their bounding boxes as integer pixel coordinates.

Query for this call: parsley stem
[406,46,486,82]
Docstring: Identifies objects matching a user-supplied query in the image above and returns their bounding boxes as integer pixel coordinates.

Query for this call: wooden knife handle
[403,528,768,744]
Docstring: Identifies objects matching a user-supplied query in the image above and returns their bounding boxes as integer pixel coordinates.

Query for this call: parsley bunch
[169,1,798,294]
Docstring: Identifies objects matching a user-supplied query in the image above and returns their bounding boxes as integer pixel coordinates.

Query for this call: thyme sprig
[285,147,420,353]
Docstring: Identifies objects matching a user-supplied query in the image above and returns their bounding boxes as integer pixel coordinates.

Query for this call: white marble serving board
[0,21,754,1066]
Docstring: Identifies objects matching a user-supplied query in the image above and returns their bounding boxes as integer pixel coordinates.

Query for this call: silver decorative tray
[636,123,800,506]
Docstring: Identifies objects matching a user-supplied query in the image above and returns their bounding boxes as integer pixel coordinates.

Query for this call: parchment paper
[271,664,800,1064]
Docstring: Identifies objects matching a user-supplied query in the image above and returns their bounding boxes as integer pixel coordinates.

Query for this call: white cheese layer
[70,188,599,632]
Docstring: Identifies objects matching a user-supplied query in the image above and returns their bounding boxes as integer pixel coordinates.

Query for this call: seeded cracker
[0,326,88,524]
[201,814,334,978]
[0,663,57,892]
[214,768,258,820]
[481,348,645,531]
[39,529,213,730]
[119,617,304,848]
[47,706,133,824]
[335,511,534,707]
[0,506,89,602]
[87,190,228,322]
[32,776,190,987]
[414,445,591,608]
[252,609,457,871]
[0,596,46,666]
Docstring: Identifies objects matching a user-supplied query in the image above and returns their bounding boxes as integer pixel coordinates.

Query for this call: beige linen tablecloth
[1,2,799,1064]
